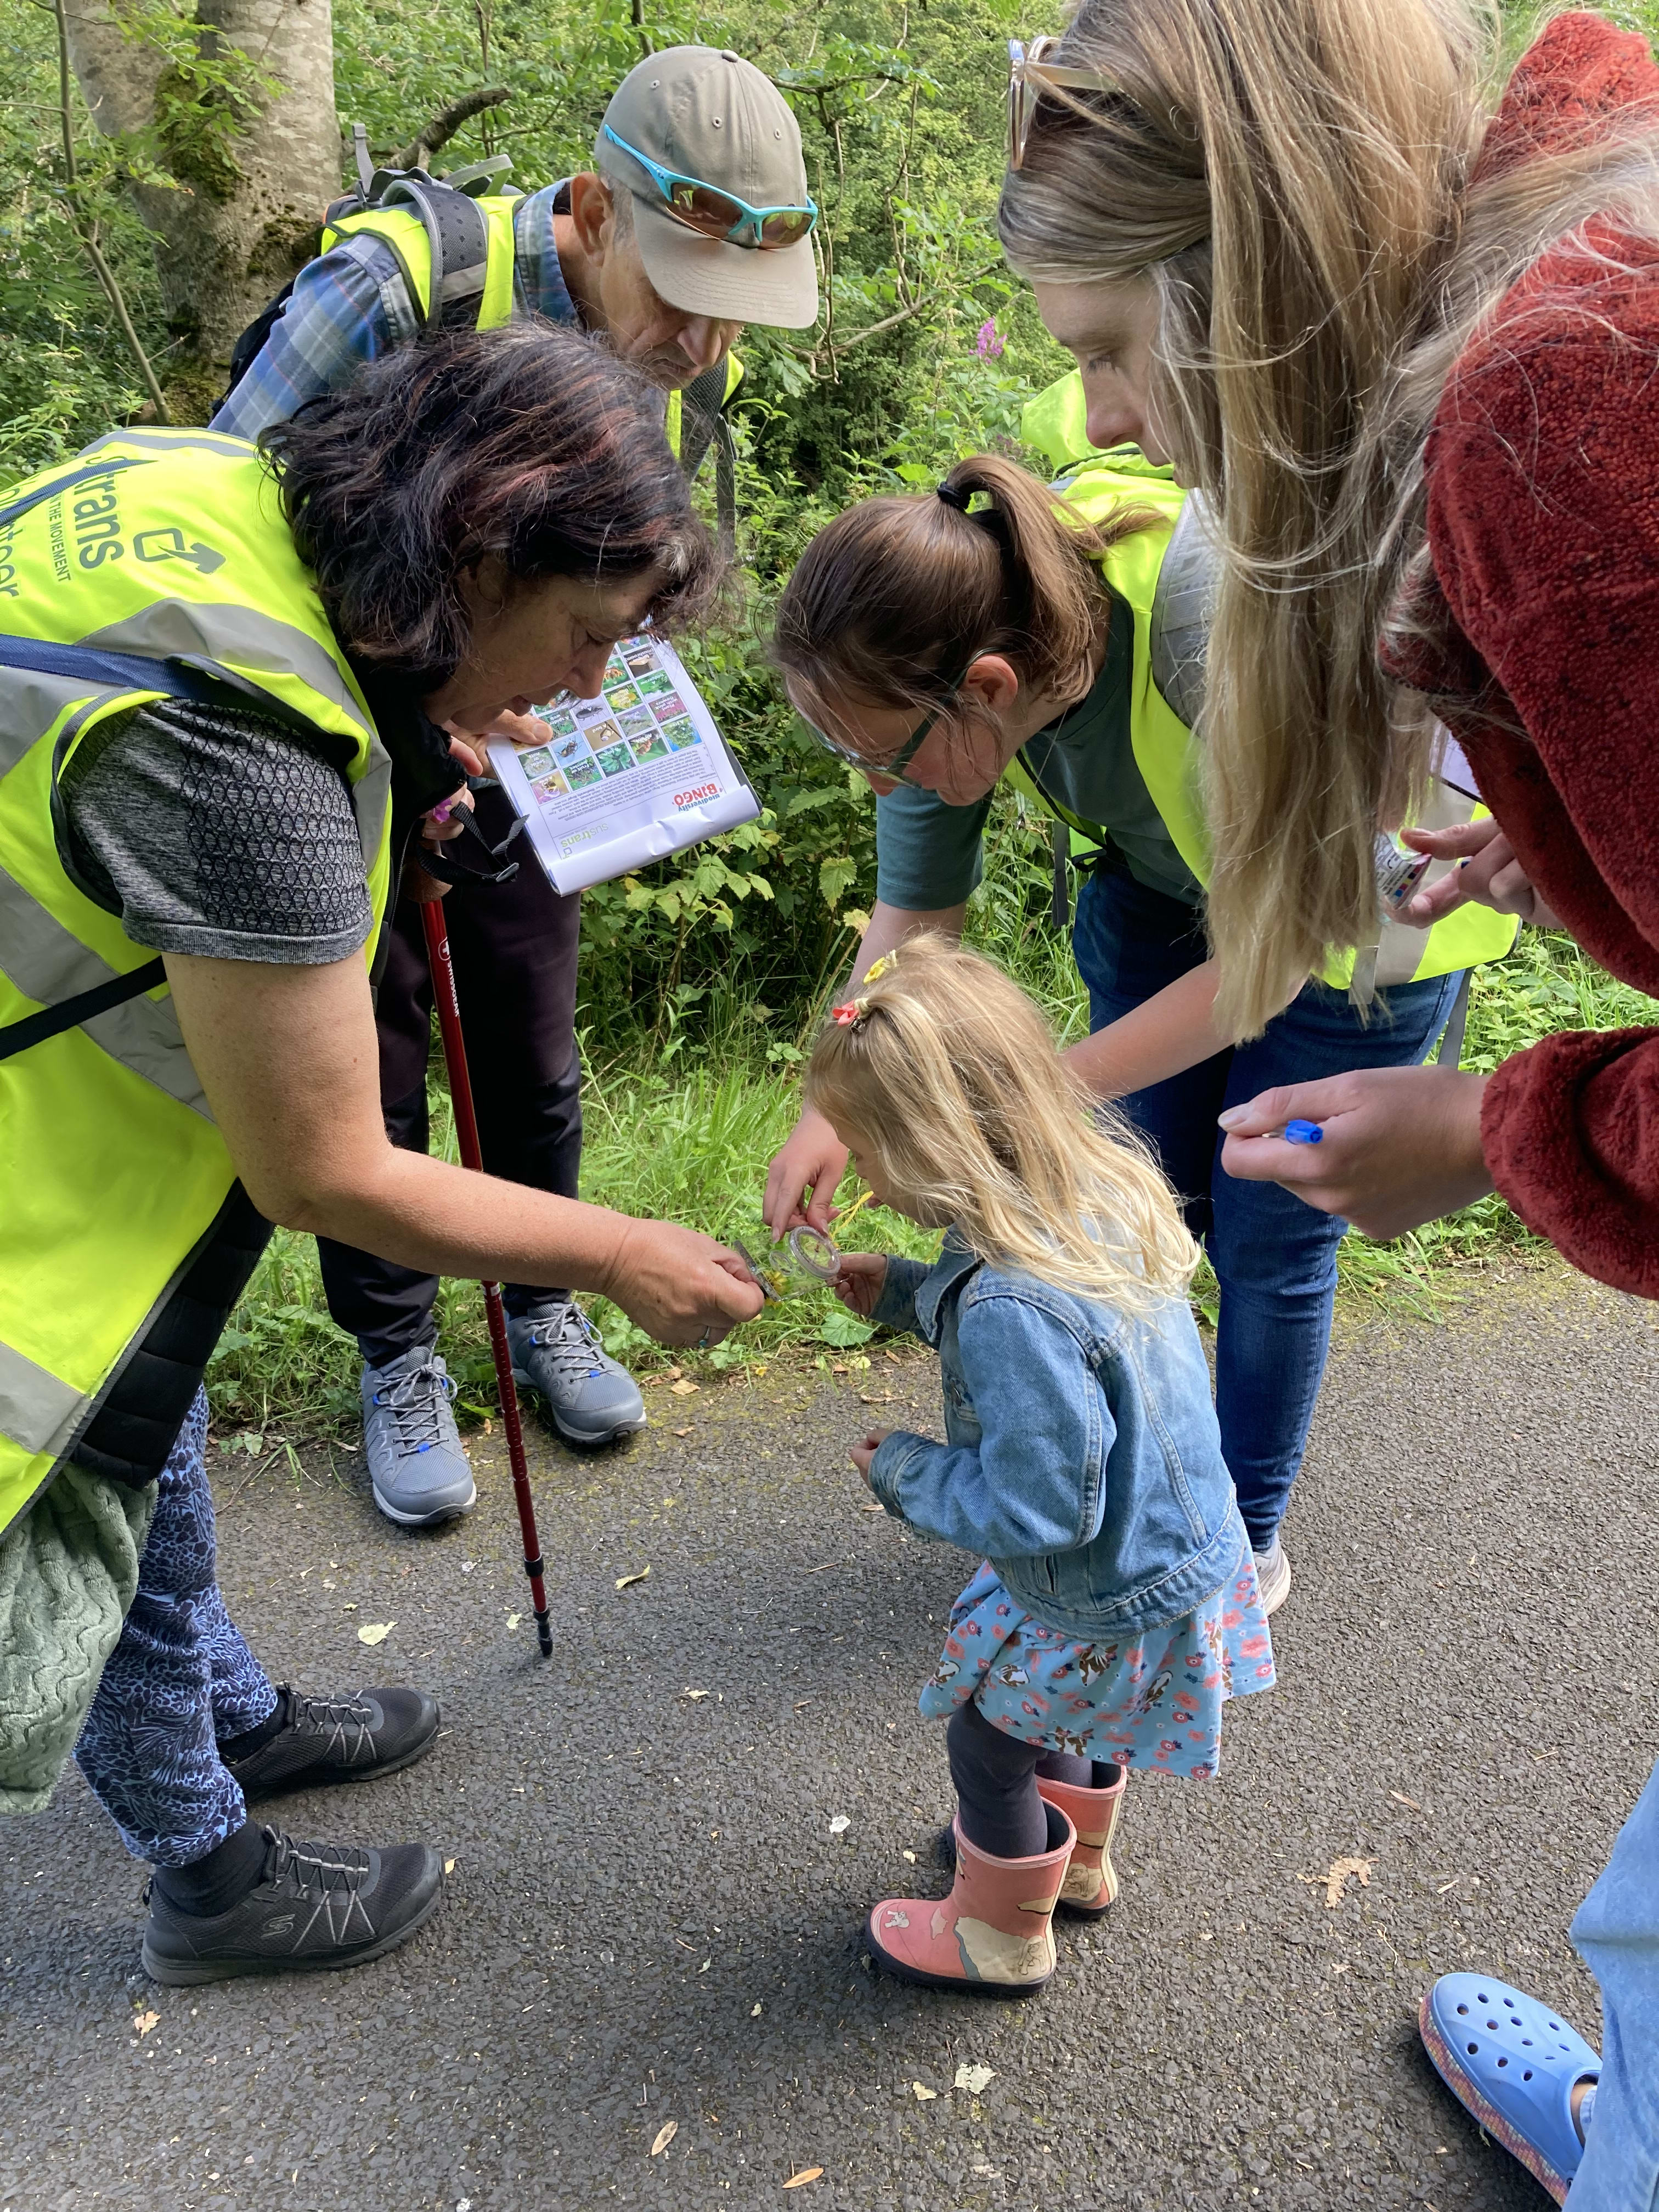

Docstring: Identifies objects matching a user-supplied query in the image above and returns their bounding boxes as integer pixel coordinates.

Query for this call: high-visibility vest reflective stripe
[0,428,393,1537]
[1010,380,1517,989]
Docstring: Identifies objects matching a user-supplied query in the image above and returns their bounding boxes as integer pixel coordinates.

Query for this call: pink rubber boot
[1037,1765,1126,1918]
[865,1801,1076,1996]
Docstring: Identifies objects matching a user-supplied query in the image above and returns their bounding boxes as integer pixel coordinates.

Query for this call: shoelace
[286,1689,375,1754]
[264,1827,370,1896]
[372,1356,456,1452]
[522,1306,607,1382]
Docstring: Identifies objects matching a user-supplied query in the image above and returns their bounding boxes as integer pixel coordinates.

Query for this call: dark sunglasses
[601,125,819,250]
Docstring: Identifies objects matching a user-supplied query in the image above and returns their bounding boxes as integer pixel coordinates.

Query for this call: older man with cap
[213,49,818,1523]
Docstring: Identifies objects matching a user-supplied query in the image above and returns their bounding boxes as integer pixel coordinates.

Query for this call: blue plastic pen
[1284,1119,1324,1145]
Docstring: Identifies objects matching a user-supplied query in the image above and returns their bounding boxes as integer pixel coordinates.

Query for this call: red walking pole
[420,896,554,1658]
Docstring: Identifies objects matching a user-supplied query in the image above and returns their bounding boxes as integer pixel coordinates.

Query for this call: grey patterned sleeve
[58,696,375,964]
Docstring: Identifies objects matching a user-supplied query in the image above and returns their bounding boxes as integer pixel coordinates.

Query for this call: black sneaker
[142,1826,444,1985]
[220,1685,440,1801]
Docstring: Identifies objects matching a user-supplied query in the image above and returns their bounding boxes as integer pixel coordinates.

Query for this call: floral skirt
[917,1525,1276,1781]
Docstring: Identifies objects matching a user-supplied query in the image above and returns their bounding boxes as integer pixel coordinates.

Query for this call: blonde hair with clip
[805,935,1197,1312]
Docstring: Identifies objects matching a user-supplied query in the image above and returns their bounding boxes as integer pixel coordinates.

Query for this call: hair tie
[830,950,898,1027]
[936,481,972,512]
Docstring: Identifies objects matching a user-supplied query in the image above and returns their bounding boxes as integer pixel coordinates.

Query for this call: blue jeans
[1072,864,1461,1549]
[73,1389,276,1865]
[1567,1754,1659,2209]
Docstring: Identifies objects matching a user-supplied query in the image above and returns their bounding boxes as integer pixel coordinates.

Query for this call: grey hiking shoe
[508,1302,646,1447]
[361,1343,476,1527]
[221,1684,441,1801]
[142,1826,443,1986]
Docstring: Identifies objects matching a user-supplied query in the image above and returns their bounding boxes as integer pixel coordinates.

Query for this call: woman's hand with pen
[1216,1064,1494,1238]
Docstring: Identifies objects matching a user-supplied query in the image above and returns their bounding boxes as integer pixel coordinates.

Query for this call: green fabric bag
[0,1469,156,1812]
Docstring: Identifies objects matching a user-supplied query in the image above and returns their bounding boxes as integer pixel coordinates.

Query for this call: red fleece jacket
[1383,12,1659,1297]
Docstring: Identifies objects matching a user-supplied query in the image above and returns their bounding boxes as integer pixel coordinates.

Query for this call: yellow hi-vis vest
[1012,376,1517,991]
[0,428,394,1539]
[320,196,745,467]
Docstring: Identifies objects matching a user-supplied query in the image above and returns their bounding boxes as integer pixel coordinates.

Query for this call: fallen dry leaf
[751,2002,763,2017]
[443,1858,456,1875]
[357,1621,394,1647]
[683,1688,711,1701]
[782,2170,823,2191]
[615,1568,651,1592]
[506,1612,521,1630]
[134,2010,159,2038]
[1390,1791,1423,1812]
[828,1814,850,1836]
[954,2062,994,2095]
[1323,1855,1374,1908]
[912,2082,937,2102]
[902,1850,917,1865]
[674,1425,692,1436]
[650,2120,678,2157]
[669,1379,699,1397]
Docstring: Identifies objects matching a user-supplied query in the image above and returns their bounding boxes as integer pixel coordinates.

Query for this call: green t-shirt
[873,589,1203,912]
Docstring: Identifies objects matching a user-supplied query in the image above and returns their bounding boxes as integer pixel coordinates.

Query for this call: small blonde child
[805,935,1273,1997]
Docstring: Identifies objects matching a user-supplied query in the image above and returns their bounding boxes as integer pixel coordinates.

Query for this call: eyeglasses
[798,657,979,783]
[600,125,819,250]
[1007,36,1117,171]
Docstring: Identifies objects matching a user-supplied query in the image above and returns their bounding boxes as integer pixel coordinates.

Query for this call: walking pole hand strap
[414,806,523,887]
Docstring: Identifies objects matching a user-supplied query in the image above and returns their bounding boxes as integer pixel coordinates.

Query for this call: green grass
[206,910,1659,1438]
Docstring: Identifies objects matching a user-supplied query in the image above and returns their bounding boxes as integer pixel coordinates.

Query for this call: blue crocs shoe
[1420,1973,1600,2206]
[508,1302,646,1447]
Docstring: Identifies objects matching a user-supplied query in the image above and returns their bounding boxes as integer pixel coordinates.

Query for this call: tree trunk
[64,0,341,375]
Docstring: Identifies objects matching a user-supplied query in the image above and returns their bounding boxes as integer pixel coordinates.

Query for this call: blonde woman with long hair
[1000,0,1659,2195]
[803,936,1273,1997]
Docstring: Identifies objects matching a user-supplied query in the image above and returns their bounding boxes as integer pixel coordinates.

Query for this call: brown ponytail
[773,454,1148,737]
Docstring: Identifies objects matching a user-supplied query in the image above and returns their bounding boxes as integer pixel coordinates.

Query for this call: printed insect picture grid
[650,690,687,722]
[624,646,659,679]
[553,731,592,767]
[605,681,642,714]
[618,705,656,737]
[565,755,604,789]
[517,743,560,780]
[531,768,571,803]
[662,717,702,753]
[594,742,635,777]
[582,719,624,752]
[635,670,674,699]
[630,726,670,764]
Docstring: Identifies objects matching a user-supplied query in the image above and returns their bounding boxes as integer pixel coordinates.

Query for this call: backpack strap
[377,173,491,331]
[677,359,738,554]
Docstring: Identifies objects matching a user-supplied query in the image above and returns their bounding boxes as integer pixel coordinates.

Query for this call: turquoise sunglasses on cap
[601,125,819,250]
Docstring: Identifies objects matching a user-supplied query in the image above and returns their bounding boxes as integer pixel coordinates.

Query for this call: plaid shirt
[212,183,578,439]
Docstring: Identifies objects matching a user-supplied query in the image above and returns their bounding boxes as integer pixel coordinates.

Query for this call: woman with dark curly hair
[0,322,761,1986]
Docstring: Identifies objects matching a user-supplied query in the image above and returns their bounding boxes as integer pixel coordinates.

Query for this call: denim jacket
[867,1233,1242,1639]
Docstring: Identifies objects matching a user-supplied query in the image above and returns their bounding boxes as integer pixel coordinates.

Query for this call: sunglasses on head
[798,656,981,784]
[601,125,819,250]
[1006,36,1117,171]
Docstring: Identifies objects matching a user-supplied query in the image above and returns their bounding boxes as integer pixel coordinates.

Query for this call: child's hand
[850,1426,891,1482]
[832,1250,887,1317]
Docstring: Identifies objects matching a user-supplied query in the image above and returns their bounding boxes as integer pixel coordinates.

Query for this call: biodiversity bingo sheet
[485,633,759,894]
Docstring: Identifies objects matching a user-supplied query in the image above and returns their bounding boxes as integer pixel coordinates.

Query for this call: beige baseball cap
[594,46,820,331]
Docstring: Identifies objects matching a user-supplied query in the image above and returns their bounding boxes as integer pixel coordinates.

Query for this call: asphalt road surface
[4,1266,1656,2212]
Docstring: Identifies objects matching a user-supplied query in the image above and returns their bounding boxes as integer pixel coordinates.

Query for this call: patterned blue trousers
[73,1389,278,1866]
